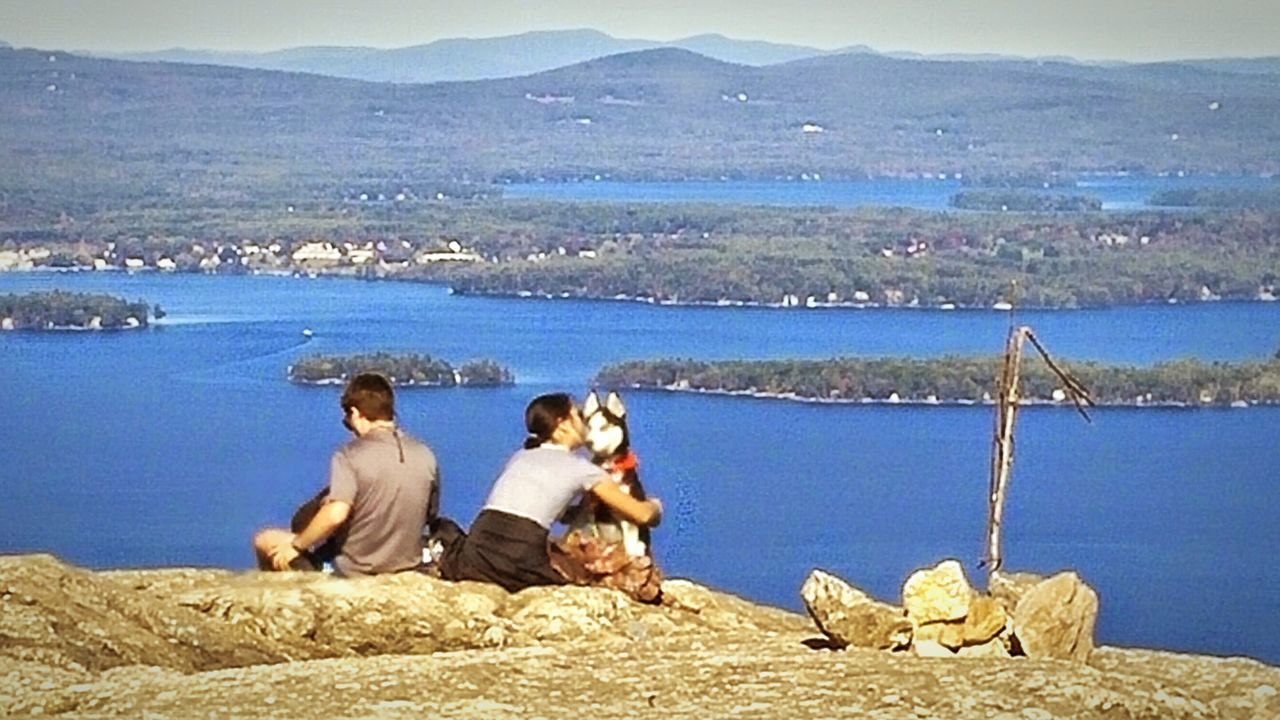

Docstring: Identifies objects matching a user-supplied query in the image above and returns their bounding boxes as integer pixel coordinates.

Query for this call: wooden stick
[986,325,1027,577]
[1025,330,1096,423]
[984,324,1096,586]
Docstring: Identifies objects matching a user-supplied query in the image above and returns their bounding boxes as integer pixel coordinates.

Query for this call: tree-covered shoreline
[406,204,1280,309]
[288,353,515,387]
[1149,187,1280,210]
[4,201,1279,309]
[949,190,1103,212]
[0,291,153,331]
[595,356,1280,407]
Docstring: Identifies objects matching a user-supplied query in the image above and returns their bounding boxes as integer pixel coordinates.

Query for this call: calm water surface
[2,273,1278,662]
[502,175,1276,210]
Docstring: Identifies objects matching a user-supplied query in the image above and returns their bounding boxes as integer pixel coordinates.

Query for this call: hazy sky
[1,0,1276,61]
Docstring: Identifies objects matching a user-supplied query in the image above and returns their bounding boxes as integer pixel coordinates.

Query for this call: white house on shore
[291,242,342,263]
[415,250,482,264]
[346,248,376,265]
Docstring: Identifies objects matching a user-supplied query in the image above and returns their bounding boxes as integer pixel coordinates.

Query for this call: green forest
[948,190,1102,212]
[0,291,153,330]
[595,355,1280,406]
[4,46,1279,221]
[5,201,1279,308]
[289,353,515,387]
[413,204,1280,308]
[1148,187,1280,210]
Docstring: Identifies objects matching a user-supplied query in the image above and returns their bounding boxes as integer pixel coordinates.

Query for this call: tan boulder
[1012,572,1098,662]
[915,619,966,650]
[963,593,1008,645]
[902,559,972,625]
[957,637,1012,658]
[988,570,1046,614]
[912,639,956,657]
[800,569,912,649]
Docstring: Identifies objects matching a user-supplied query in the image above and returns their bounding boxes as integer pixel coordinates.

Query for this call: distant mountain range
[85,28,1277,84]
[2,44,1278,217]
[93,30,827,83]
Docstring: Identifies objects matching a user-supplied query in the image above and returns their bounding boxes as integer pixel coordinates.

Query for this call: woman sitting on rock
[437,393,662,593]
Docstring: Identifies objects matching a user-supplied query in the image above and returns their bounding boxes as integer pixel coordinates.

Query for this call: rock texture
[915,618,966,650]
[800,569,912,650]
[1012,571,1099,662]
[2,555,1278,719]
[963,593,1009,645]
[902,559,972,625]
[989,570,1047,612]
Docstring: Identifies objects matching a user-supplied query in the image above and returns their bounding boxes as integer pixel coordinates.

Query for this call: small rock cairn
[801,560,1098,662]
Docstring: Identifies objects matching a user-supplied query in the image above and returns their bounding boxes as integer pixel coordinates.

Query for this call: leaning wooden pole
[984,322,1095,586]
[986,325,1029,579]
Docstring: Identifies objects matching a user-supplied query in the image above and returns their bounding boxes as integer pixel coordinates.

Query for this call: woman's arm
[589,480,662,527]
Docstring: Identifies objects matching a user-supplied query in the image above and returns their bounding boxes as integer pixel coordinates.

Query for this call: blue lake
[2,272,1278,662]
[502,175,1276,210]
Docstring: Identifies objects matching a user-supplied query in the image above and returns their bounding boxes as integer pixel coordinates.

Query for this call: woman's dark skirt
[438,509,566,593]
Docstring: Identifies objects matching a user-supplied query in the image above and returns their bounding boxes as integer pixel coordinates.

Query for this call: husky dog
[569,390,651,558]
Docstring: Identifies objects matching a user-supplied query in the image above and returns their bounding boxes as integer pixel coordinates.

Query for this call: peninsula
[596,355,1280,407]
[289,352,515,387]
[0,290,153,331]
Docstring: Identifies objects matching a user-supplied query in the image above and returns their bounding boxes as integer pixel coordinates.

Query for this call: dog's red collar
[604,451,638,473]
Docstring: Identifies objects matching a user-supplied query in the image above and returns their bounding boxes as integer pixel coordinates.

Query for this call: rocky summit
[1,555,1278,719]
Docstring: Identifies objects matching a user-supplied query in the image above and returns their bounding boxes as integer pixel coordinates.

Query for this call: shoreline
[289,378,514,388]
[0,323,147,332]
[5,267,1279,311]
[617,383,1275,409]
[451,287,1279,312]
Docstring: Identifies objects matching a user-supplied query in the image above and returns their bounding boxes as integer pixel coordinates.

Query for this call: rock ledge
[1,555,1276,719]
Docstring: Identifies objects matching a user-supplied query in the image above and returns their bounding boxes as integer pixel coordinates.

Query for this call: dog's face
[582,390,628,459]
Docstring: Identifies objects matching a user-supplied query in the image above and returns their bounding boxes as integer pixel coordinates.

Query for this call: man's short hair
[341,373,395,421]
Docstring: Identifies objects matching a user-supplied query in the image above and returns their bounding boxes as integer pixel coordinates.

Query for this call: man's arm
[269,450,359,570]
[427,473,440,524]
[293,500,351,550]
[267,500,350,570]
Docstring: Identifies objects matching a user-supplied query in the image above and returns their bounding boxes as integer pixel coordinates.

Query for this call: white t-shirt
[482,445,605,529]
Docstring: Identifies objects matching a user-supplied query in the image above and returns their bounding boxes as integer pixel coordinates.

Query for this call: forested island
[948,190,1102,212]
[0,291,153,330]
[596,355,1280,407]
[288,353,515,387]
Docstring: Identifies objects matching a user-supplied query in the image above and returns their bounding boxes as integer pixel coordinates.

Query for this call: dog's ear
[582,390,601,417]
[605,391,627,419]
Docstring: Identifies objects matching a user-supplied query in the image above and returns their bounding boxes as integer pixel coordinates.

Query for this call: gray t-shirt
[482,445,605,529]
[326,427,439,577]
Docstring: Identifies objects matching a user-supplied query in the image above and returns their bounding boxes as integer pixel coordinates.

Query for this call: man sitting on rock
[252,372,440,576]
